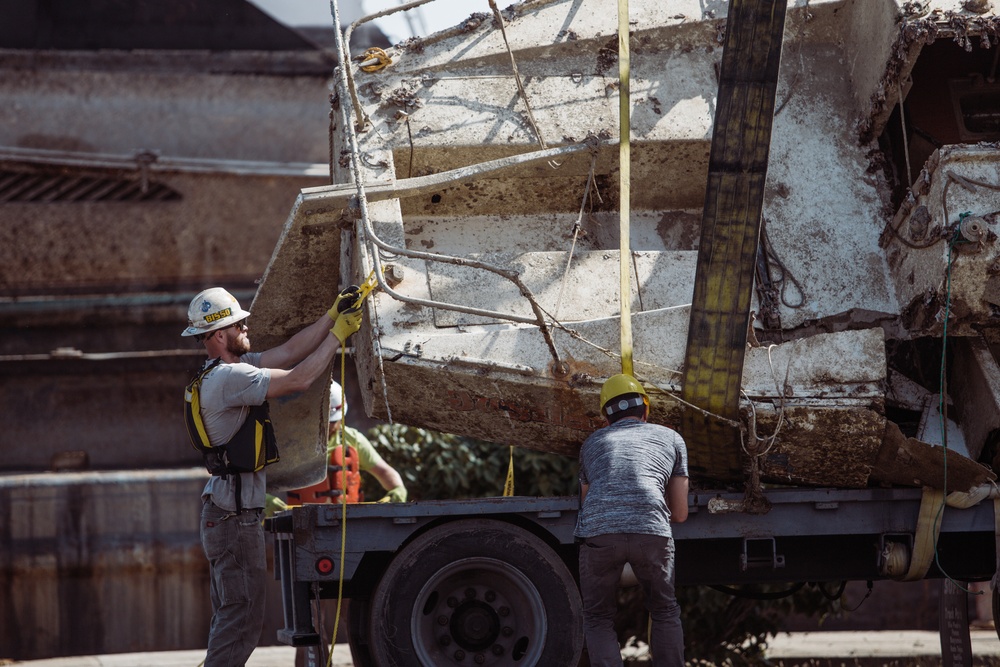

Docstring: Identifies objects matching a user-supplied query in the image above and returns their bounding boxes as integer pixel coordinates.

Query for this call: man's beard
[226,332,250,356]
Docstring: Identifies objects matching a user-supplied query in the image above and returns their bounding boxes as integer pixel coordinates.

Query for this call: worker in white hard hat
[288,379,408,664]
[287,380,407,505]
[575,374,690,667]
[182,285,363,667]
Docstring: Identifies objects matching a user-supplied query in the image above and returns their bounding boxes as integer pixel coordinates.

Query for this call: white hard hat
[329,381,347,422]
[181,287,250,337]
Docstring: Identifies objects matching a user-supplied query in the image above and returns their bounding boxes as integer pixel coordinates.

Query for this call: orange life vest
[286,443,363,505]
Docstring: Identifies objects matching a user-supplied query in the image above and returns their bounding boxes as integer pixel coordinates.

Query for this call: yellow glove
[327,285,361,321]
[378,485,408,503]
[332,309,363,343]
[264,493,288,519]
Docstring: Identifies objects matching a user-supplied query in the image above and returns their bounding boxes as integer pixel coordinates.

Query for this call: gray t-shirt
[198,352,271,511]
[574,419,689,539]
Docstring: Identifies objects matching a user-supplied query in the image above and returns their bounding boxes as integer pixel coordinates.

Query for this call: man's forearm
[266,333,340,398]
[261,312,336,369]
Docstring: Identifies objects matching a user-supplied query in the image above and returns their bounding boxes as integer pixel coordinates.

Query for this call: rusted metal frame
[341,0,440,132]
[680,0,788,482]
[0,146,326,177]
[325,114,593,332]
[330,0,591,367]
[332,0,560,357]
[0,349,203,362]
[330,9,595,371]
[298,141,597,216]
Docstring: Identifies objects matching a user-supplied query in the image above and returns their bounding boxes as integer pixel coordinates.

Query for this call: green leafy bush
[364,423,579,500]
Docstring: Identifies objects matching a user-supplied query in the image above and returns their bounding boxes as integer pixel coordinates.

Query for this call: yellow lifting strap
[884,484,998,583]
[328,351,349,667]
[617,0,634,377]
[679,0,788,481]
[901,487,946,581]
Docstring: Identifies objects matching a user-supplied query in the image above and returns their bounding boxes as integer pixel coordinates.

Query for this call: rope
[900,487,946,582]
[741,345,789,458]
[555,153,598,320]
[892,227,987,589]
[531,308,742,429]
[329,0,574,371]
[899,79,913,187]
[882,170,1000,252]
[340,0,439,131]
[760,221,806,309]
[327,350,350,666]
[922,226,979,592]
[486,0,560,169]
[367,261,394,426]
[736,345,789,512]
[617,0,634,377]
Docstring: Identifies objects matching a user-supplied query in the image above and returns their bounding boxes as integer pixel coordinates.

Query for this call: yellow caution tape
[503,447,515,496]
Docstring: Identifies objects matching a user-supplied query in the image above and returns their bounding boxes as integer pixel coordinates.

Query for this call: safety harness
[286,443,363,505]
[184,357,280,512]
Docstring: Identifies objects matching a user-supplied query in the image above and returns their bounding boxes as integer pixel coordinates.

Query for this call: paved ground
[3,646,351,667]
[6,631,1000,666]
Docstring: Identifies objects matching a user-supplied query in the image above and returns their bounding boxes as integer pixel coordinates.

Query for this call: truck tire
[368,519,583,667]
[348,597,376,667]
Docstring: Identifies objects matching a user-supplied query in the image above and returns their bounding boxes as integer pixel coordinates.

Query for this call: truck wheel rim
[410,556,547,666]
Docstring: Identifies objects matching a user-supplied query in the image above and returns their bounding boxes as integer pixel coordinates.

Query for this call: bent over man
[182,287,361,667]
[575,374,690,667]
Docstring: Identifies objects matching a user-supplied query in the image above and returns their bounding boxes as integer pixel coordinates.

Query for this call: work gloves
[378,485,408,503]
[263,493,288,519]
[329,285,363,344]
[332,310,362,344]
[328,285,362,321]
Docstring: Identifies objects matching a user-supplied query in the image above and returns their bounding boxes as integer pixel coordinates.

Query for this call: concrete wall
[0,469,288,660]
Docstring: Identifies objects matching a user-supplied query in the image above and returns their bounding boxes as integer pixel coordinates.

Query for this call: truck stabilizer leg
[275,532,320,646]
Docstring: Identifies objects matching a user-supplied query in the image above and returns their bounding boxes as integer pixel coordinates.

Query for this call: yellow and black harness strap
[680,0,788,482]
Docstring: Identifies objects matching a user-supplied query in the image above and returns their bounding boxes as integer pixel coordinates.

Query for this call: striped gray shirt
[575,419,688,539]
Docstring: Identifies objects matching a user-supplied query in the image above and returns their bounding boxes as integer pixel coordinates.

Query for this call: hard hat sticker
[205,308,232,323]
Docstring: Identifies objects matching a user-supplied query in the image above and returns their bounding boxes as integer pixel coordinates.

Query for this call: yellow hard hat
[600,374,649,417]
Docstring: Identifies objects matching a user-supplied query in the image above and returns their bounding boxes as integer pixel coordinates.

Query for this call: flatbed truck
[268,486,999,666]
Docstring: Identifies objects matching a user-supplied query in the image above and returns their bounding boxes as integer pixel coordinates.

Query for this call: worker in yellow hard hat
[182,285,363,667]
[575,373,690,667]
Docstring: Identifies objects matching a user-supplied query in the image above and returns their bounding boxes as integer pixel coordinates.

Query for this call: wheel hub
[411,557,547,665]
[451,599,500,651]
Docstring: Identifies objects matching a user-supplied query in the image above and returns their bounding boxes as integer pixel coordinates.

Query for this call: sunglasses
[226,320,248,332]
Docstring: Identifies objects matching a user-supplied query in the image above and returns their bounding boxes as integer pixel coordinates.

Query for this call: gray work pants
[579,533,684,667]
[200,499,267,667]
